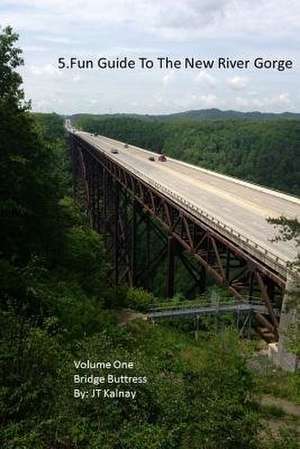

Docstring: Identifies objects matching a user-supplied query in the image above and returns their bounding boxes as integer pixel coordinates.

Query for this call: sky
[1,0,300,114]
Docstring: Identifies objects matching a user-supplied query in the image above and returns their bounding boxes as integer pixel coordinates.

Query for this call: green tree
[0,25,27,108]
[0,26,65,261]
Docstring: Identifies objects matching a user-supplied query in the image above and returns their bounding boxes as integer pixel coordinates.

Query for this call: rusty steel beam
[166,235,176,298]
[69,134,286,339]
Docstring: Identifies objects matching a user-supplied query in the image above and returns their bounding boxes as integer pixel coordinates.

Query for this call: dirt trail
[116,309,147,325]
[261,395,300,417]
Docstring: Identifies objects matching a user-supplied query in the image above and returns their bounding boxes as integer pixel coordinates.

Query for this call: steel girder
[69,134,286,340]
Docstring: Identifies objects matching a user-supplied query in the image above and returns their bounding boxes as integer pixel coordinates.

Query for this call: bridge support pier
[113,181,120,285]
[131,200,138,286]
[269,275,299,372]
[166,236,176,298]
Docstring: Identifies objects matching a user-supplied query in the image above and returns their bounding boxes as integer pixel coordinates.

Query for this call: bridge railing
[74,132,289,278]
[149,181,288,276]
[148,301,268,312]
[101,132,300,205]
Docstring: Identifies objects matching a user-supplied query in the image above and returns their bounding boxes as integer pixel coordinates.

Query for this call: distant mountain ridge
[155,108,300,121]
[69,108,300,122]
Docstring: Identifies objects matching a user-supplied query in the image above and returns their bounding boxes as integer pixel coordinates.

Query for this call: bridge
[147,300,267,339]
[67,123,300,348]
[147,301,267,320]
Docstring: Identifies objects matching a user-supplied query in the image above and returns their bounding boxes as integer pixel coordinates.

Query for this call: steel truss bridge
[68,126,300,342]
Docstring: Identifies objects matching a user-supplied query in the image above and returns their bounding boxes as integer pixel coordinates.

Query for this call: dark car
[124,143,129,148]
[158,154,167,162]
[111,149,119,154]
[148,156,155,161]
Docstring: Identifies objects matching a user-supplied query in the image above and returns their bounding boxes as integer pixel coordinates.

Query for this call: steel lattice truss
[70,134,286,341]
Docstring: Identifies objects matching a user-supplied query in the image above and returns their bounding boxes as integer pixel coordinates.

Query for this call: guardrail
[93,131,300,205]
[72,131,289,278]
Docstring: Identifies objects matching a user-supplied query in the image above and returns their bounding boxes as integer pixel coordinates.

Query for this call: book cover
[1,1,299,448]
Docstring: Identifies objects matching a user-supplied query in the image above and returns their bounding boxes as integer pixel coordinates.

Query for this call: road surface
[74,130,300,269]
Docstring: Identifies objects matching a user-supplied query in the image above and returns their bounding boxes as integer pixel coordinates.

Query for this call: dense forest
[1,26,299,449]
[73,116,300,195]
[71,108,300,122]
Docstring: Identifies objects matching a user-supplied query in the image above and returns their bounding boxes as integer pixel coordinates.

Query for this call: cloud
[22,45,47,52]
[194,71,216,87]
[28,64,62,77]
[72,74,81,83]
[227,76,248,90]
[252,93,292,110]
[39,36,79,45]
[234,96,250,108]
[3,0,300,40]
[234,92,292,111]
[270,93,291,107]
[162,71,175,86]
[2,0,299,114]
[178,93,219,109]
[198,94,218,108]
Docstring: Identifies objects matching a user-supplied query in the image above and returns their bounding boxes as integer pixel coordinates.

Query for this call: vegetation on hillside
[0,26,299,449]
[71,108,300,122]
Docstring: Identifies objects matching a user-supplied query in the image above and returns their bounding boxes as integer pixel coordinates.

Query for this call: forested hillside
[1,26,299,449]
[74,116,300,195]
[154,109,300,121]
[71,108,300,122]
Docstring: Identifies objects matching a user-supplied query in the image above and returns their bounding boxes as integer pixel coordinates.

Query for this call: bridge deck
[75,130,300,269]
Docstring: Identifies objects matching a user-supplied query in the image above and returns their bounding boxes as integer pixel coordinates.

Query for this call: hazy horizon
[32,107,300,117]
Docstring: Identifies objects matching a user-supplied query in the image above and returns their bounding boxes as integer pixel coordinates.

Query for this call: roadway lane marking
[94,136,281,220]
[96,134,300,215]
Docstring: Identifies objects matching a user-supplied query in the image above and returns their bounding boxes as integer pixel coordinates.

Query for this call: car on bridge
[158,154,167,162]
[111,149,119,154]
